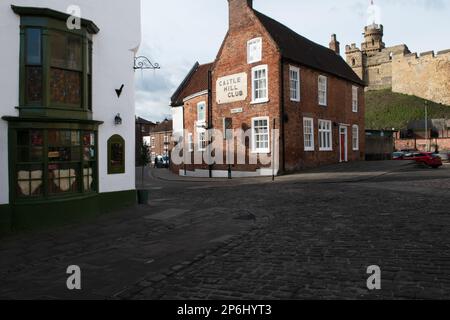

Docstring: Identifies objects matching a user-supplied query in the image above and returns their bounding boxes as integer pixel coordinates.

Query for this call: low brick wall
[395,138,450,152]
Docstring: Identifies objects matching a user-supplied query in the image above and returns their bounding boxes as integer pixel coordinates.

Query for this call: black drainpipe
[279,58,286,174]
[208,69,213,178]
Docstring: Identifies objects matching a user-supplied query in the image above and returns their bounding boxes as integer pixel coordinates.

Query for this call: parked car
[435,151,450,163]
[413,152,443,169]
[154,155,170,168]
[392,152,405,160]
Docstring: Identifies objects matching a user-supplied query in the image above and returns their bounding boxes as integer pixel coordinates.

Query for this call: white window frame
[247,37,262,64]
[197,129,207,152]
[197,101,206,124]
[188,133,194,152]
[151,136,155,148]
[251,65,269,104]
[318,75,328,106]
[318,119,333,151]
[251,116,270,154]
[352,86,358,112]
[303,117,315,151]
[289,66,301,102]
[352,125,360,151]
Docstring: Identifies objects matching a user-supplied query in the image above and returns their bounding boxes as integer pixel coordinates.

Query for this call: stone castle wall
[346,26,450,106]
[392,50,450,106]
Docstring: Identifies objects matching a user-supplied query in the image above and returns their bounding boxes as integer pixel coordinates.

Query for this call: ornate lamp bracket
[134,56,160,70]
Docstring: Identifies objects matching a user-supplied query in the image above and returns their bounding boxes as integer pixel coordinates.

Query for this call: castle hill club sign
[216,73,248,104]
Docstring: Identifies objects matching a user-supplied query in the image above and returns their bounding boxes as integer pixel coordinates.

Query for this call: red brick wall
[182,93,211,172]
[395,138,450,152]
[150,131,173,158]
[282,63,366,171]
[211,5,282,173]
[178,1,366,175]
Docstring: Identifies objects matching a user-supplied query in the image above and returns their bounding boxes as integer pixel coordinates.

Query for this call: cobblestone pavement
[1,162,450,299]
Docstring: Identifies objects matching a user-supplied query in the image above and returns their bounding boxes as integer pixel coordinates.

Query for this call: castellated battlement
[346,24,450,106]
[400,49,450,61]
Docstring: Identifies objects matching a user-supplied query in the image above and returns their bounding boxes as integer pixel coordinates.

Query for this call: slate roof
[136,117,155,125]
[150,120,173,133]
[170,62,213,106]
[170,8,364,108]
[253,10,365,86]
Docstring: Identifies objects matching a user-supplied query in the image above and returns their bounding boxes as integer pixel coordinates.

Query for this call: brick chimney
[329,34,340,55]
[228,0,254,31]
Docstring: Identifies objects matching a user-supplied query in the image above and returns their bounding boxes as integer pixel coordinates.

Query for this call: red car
[411,152,443,169]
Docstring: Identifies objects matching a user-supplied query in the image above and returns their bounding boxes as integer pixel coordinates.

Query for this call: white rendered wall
[172,106,184,140]
[0,0,142,202]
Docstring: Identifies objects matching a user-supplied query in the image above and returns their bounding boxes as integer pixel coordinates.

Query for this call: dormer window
[247,37,262,64]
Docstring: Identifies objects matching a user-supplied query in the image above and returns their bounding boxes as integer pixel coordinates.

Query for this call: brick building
[135,117,156,166]
[146,119,173,163]
[171,0,365,177]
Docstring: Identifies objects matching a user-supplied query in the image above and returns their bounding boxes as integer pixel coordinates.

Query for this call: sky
[135,0,450,122]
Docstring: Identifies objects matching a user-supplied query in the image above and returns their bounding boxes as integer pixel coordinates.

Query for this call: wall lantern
[115,113,123,125]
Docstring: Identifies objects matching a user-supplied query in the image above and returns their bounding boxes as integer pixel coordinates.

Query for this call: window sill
[319,104,328,107]
[319,148,333,152]
[304,148,315,152]
[251,99,270,105]
[251,150,270,154]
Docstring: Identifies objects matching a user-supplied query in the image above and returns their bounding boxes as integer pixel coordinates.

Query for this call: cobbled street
[1,161,450,299]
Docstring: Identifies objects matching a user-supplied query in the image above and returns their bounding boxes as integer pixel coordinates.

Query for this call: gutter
[279,58,286,174]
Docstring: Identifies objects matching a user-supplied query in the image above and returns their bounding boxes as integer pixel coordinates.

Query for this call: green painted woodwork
[14,5,96,120]
[107,135,126,175]
[0,190,136,235]
[0,205,12,236]
[11,5,100,34]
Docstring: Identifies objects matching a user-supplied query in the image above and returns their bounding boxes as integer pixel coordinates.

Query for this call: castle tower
[345,43,364,81]
[361,23,385,55]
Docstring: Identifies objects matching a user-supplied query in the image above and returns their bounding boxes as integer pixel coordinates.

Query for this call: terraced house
[0,0,141,233]
[171,0,366,177]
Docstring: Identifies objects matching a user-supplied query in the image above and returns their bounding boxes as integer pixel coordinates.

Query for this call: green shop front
[0,6,136,234]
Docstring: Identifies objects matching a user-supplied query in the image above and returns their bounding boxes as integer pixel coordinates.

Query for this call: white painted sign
[216,73,247,104]
[231,108,243,114]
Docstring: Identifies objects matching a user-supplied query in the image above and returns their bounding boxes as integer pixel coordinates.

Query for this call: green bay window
[6,6,102,203]
[5,120,102,202]
[14,5,99,119]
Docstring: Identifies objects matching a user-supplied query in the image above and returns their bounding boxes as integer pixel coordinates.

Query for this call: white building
[0,0,141,232]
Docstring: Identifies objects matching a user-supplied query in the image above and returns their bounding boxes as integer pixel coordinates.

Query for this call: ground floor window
[252,117,270,153]
[188,133,194,152]
[353,125,360,151]
[13,129,97,199]
[303,117,314,151]
[319,119,333,151]
[198,130,207,152]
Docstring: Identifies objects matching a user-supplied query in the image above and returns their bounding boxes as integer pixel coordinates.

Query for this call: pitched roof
[136,117,155,125]
[150,119,173,133]
[170,62,213,106]
[253,10,365,86]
